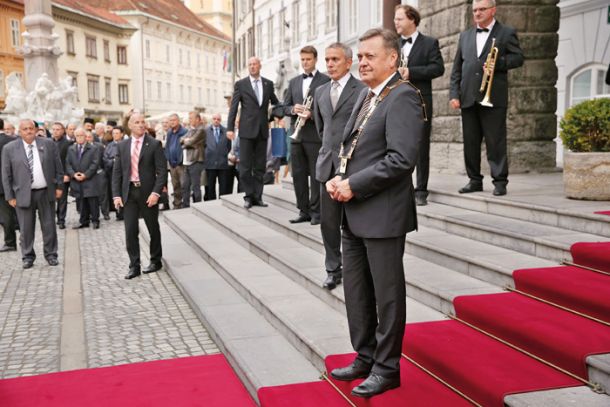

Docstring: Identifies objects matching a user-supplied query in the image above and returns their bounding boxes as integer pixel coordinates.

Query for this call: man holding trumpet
[450,0,523,196]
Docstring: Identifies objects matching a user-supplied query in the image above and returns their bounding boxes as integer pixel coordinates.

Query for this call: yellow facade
[185,0,233,38]
[0,0,25,109]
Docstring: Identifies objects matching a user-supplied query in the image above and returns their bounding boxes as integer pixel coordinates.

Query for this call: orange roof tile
[53,0,133,28]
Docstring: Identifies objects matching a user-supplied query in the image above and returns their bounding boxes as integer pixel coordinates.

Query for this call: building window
[197,53,201,68]
[256,23,263,58]
[326,0,337,30]
[267,17,274,58]
[188,86,192,103]
[179,84,184,102]
[87,76,100,102]
[348,0,358,37]
[66,30,75,55]
[279,8,286,50]
[570,65,610,106]
[166,83,171,100]
[157,81,162,100]
[67,71,79,101]
[179,49,183,66]
[166,45,170,63]
[198,87,202,104]
[187,51,191,68]
[307,0,316,39]
[146,80,152,99]
[145,39,151,59]
[117,46,127,64]
[103,40,110,62]
[118,83,129,104]
[292,2,300,47]
[10,19,20,48]
[86,36,97,58]
[104,78,111,104]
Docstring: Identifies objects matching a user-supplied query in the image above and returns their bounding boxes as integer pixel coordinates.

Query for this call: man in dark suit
[0,119,18,252]
[204,113,232,200]
[450,0,523,196]
[180,111,206,207]
[395,4,444,206]
[282,46,330,224]
[66,128,101,229]
[313,42,366,290]
[112,113,167,280]
[227,56,280,209]
[103,126,124,220]
[51,122,73,229]
[1,119,64,269]
[327,28,425,398]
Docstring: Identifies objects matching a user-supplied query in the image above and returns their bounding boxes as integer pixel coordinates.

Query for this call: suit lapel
[408,34,424,66]
[36,142,45,168]
[243,78,258,104]
[480,22,501,59]
[139,135,148,163]
[333,75,356,115]
[342,89,367,142]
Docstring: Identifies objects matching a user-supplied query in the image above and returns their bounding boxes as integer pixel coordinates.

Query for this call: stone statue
[3,73,28,115]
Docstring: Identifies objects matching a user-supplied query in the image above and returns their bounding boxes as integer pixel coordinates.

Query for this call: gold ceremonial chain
[505,286,610,328]
[319,372,357,407]
[449,314,605,393]
[401,353,482,406]
[562,260,610,277]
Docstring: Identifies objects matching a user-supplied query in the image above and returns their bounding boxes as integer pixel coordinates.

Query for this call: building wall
[184,0,233,37]
[0,0,25,109]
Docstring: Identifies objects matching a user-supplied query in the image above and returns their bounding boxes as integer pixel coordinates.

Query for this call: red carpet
[594,211,610,216]
[514,265,610,323]
[570,242,610,273]
[258,380,345,406]
[402,320,580,406]
[0,355,255,407]
[454,292,610,378]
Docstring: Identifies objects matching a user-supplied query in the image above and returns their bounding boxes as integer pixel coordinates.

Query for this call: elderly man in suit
[112,113,167,280]
[313,42,366,290]
[327,28,425,398]
[204,113,232,200]
[283,46,330,225]
[227,56,280,209]
[0,119,18,252]
[2,119,64,269]
[395,4,445,206]
[180,111,206,207]
[450,0,523,196]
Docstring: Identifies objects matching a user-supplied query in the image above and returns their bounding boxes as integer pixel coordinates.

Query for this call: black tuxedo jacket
[282,71,330,143]
[450,21,524,109]
[111,135,167,204]
[227,76,279,139]
[402,33,444,98]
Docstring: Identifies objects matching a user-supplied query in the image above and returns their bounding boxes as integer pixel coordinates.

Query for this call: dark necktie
[401,37,413,47]
[302,72,314,79]
[215,127,220,144]
[353,90,375,131]
[78,145,83,160]
[27,144,34,183]
[476,27,489,33]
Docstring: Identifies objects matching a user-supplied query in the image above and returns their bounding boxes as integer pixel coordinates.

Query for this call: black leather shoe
[47,258,59,266]
[23,260,34,269]
[125,268,141,279]
[92,222,100,229]
[290,214,311,224]
[103,214,110,221]
[143,263,162,274]
[323,271,342,290]
[493,185,507,196]
[73,223,89,229]
[57,223,66,230]
[330,360,372,381]
[458,182,483,194]
[0,244,17,252]
[415,195,428,206]
[252,200,268,207]
[310,217,320,225]
[351,373,400,398]
[244,200,253,209]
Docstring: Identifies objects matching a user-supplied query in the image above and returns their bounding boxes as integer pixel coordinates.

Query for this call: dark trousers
[320,183,341,272]
[99,173,109,217]
[230,167,242,193]
[205,169,233,201]
[15,188,58,262]
[342,222,406,378]
[182,162,204,207]
[415,97,433,197]
[291,141,321,220]
[0,195,17,247]
[123,185,162,269]
[461,104,508,186]
[80,196,100,225]
[239,136,267,202]
[56,182,69,225]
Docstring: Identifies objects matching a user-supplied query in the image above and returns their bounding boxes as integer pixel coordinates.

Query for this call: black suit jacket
[112,135,167,204]
[204,125,231,170]
[450,21,524,108]
[0,133,17,196]
[282,71,331,143]
[65,143,100,198]
[53,136,73,173]
[402,33,444,98]
[227,76,279,139]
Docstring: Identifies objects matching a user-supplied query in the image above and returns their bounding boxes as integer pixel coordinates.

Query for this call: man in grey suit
[1,119,64,269]
[313,42,366,290]
[327,28,425,398]
[450,0,523,196]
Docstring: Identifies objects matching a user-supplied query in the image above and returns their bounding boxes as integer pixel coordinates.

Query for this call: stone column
[21,0,61,91]
[420,0,559,174]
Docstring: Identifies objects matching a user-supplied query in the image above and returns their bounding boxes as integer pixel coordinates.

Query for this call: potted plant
[560,97,610,200]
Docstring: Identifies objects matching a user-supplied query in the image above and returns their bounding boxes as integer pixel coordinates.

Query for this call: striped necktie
[27,144,34,183]
[353,90,375,131]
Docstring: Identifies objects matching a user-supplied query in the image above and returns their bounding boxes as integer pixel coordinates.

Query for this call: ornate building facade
[0,0,24,110]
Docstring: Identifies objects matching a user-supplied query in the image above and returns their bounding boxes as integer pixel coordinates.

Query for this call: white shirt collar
[370,73,396,97]
[334,72,351,88]
[22,139,37,149]
[401,31,419,43]
[249,75,261,83]
[477,19,496,32]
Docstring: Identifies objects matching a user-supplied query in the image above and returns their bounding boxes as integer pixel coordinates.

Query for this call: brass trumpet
[479,38,498,107]
[290,88,312,142]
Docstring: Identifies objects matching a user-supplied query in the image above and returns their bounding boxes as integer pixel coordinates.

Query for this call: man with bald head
[112,113,167,279]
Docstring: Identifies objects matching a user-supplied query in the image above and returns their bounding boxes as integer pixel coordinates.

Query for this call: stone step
[138,219,320,401]
[219,194,501,315]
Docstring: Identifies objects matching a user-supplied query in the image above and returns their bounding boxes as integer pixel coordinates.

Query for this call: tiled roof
[53,0,133,28]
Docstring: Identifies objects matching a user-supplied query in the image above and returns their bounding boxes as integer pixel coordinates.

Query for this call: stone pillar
[20,0,61,91]
[420,0,559,174]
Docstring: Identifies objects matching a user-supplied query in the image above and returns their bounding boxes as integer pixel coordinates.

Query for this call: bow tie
[476,27,490,33]
[401,37,413,47]
[302,73,314,79]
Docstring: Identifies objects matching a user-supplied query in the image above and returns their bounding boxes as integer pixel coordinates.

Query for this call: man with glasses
[450,0,523,196]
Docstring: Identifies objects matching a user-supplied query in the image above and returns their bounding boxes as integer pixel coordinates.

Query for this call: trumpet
[479,38,498,107]
[290,90,313,142]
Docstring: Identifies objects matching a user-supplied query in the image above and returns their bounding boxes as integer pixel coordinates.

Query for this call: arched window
[570,64,610,106]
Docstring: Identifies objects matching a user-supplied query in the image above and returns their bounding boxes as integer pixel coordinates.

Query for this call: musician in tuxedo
[227,56,280,209]
[450,0,523,196]
[282,46,330,225]
[2,119,64,269]
[327,28,425,398]
[313,42,366,290]
[112,113,167,280]
[395,4,444,206]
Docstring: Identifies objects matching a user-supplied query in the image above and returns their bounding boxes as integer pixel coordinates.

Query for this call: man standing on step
[450,0,523,196]
[395,4,444,206]
[327,28,425,398]
[112,113,167,280]
[313,43,365,290]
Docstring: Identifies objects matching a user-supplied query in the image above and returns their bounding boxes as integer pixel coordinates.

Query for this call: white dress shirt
[476,19,496,57]
[401,31,419,59]
[369,73,396,105]
[23,140,47,189]
[302,70,317,98]
[331,72,351,100]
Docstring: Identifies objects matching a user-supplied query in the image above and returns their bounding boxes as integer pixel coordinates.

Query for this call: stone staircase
[141,178,610,406]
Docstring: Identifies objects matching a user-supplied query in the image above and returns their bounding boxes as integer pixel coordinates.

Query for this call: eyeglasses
[473,6,493,13]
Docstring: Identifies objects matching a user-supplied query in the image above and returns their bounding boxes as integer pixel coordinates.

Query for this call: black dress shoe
[244,200,253,209]
[125,268,141,279]
[252,200,268,207]
[57,223,66,230]
[47,258,59,266]
[458,182,483,194]
[330,360,372,381]
[103,214,110,221]
[23,260,34,269]
[493,185,507,196]
[0,244,17,252]
[310,217,320,225]
[143,263,162,274]
[289,214,311,224]
[92,222,100,229]
[351,373,400,398]
[73,223,89,229]
[323,270,342,290]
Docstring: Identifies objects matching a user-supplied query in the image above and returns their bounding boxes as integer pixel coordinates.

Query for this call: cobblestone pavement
[0,201,218,378]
